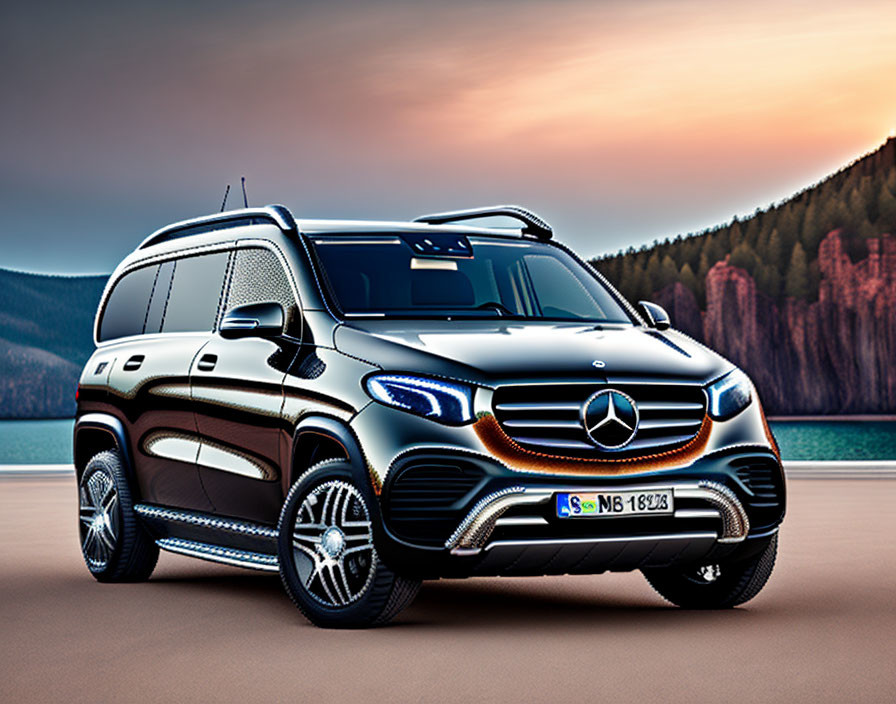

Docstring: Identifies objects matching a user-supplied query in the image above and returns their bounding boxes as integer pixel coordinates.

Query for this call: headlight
[707,369,752,420]
[365,374,474,425]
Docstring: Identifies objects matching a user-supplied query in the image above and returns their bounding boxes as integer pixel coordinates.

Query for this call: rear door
[190,245,301,523]
[101,257,219,511]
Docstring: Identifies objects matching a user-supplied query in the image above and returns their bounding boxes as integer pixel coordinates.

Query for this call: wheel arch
[289,416,373,497]
[74,413,134,482]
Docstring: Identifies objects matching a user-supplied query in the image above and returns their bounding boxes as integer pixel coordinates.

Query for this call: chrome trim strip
[674,508,721,520]
[482,531,718,552]
[445,486,534,550]
[447,481,750,554]
[494,516,550,527]
[156,537,279,572]
[135,504,279,539]
[677,481,750,542]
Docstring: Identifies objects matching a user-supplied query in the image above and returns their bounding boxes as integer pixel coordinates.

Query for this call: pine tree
[785,242,810,299]
[679,262,698,295]
[800,200,821,255]
[645,251,661,291]
[659,255,678,289]
[767,229,783,271]
[777,203,800,260]
[729,241,758,275]
[878,182,896,229]
[763,263,782,299]
[744,217,760,249]
[729,222,744,250]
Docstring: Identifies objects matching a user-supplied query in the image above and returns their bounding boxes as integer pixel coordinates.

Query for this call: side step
[156,537,279,572]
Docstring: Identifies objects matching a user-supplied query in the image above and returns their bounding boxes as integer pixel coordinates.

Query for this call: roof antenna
[220,184,231,212]
[241,176,249,208]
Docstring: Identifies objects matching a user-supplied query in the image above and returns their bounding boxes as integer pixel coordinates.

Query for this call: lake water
[0,418,893,465]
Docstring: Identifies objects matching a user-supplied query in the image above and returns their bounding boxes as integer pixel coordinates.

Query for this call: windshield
[309,233,633,323]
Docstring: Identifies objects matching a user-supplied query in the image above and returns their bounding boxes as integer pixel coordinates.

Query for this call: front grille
[384,460,486,547]
[492,382,707,459]
[732,456,785,531]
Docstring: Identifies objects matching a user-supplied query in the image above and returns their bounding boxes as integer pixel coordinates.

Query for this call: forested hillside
[593,138,896,415]
[594,138,896,306]
[0,269,107,418]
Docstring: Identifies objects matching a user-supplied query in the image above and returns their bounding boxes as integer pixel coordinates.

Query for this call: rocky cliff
[654,230,896,414]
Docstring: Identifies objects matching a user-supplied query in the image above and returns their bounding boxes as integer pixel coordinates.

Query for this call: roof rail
[413,205,553,240]
[138,205,297,250]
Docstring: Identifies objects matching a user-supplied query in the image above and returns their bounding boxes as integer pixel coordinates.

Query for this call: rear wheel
[277,459,420,628]
[78,449,158,582]
[642,533,778,609]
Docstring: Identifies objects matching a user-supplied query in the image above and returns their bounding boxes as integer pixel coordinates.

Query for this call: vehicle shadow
[401,578,748,630]
[147,568,749,630]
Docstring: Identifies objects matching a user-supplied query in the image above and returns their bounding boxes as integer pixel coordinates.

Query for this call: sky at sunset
[2,0,896,273]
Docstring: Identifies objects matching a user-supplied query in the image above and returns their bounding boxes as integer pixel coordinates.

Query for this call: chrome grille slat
[492,381,707,458]
[502,419,583,429]
[510,437,595,450]
[495,402,581,412]
[638,401,704,412]
[638,419,703,431]
[624,434,697,451]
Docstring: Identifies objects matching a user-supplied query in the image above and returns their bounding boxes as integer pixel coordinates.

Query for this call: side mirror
[637,301,671,331]
[220,301,285,339]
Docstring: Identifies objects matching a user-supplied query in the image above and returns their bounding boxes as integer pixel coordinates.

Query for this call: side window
[98,264,159,341]
[162,252,230,333]
[224,247,299,335]
[143,260,175,335]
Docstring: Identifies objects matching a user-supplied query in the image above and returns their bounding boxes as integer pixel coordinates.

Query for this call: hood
[334,320,731,387]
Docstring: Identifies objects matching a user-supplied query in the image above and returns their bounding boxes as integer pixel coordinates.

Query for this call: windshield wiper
[474,302,518,317]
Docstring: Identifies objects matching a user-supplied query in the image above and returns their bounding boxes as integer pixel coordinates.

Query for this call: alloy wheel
[290,480,376,607]
[79,468,120,569]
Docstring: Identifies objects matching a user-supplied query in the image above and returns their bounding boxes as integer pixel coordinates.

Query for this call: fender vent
[732,456,785,532]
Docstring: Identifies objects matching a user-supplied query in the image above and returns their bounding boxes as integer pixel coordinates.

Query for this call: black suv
[74,204,784,627]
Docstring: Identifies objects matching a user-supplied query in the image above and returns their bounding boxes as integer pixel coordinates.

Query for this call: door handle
[123,355,144,371]
[197,354,217,372]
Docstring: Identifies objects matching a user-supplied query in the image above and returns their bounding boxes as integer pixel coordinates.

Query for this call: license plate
[556,489,674,518]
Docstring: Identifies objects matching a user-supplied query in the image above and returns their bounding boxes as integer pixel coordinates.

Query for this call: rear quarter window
[98,264,159,341]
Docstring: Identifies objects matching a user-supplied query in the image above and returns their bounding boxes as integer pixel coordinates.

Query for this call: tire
[78,449,159,583]
[642,533,778,609]
[277,459,420,628]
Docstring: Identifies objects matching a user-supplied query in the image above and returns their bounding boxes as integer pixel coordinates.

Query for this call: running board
[134,504,279,539]
[156,537,279,572]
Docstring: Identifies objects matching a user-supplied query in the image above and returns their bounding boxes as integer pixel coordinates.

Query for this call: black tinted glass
[162,252,229,333]
[98,264,159,341]
[310,234,632,323]
[144,260,175,334]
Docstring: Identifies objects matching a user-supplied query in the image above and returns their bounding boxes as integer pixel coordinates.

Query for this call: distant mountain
[0,268,107,418]
[593,137,896,414]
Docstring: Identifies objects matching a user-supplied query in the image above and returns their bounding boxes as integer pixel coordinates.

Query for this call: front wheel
[642,533,778,609]
[277,459,420,628]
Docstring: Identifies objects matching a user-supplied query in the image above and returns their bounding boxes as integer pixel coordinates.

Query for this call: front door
[190,245,302,523]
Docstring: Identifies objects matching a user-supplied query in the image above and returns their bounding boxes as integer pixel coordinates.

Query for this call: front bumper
[371,445,783,579]
[352,395,785,579]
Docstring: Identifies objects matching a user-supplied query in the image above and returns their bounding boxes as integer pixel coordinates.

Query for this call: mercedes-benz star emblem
[581,389,639,449]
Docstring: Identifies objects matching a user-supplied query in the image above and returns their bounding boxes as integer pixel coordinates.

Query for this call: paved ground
[1,478,894,703]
